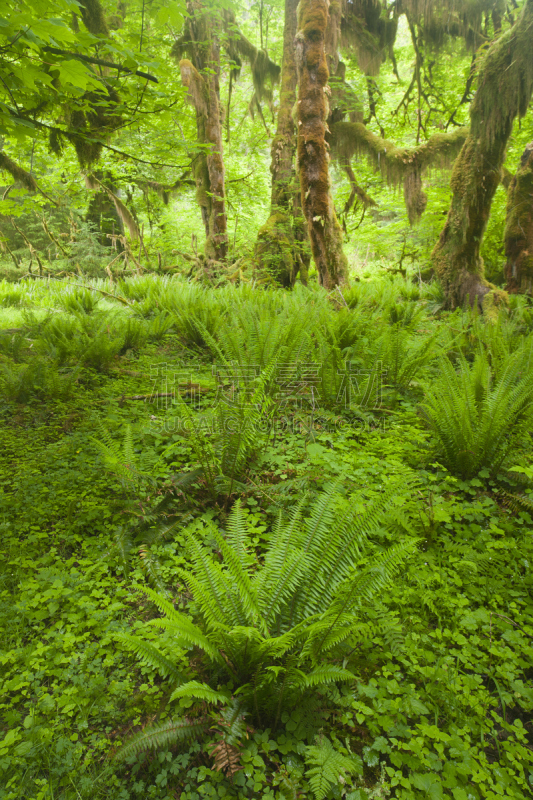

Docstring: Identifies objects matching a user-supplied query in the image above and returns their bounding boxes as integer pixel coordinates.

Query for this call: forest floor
[0,273,532,800]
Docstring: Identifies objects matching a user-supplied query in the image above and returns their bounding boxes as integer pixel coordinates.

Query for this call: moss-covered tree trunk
[255,0,309,286]
[432,0,533,309]
[504,143,533,294]
[176,1,228,262]
[295,0,348,289]
[86,171,124,249]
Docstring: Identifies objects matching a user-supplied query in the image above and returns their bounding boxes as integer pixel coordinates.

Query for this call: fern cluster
[115,481,418,769]
[165,365,276,504]
[420,346,533,478]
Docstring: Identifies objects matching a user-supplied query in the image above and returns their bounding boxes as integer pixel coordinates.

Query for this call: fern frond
[209,739,242,776]
[149,616,222,662]
[136,584,222,661]
[169,681,231,705]
[116,633,185,681]
[180,530,242,627]
[305,737,361,800]
[292,665,356,689]
[420,348,533,478]
[113,717,206,762]
[211,528,264,631]
[497,488,533,515]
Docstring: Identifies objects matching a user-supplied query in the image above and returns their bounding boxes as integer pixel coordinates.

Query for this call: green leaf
[168,681,230,705]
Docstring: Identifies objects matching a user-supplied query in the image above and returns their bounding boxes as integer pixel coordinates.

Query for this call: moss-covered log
[173,1,228,262]
[255,0,307,286]
[504,143,533,294]
[296,0,348,289]
[330,121,467,224]
[432,0,533,309]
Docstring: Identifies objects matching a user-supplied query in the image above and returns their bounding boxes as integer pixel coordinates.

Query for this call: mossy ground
[1,273,533,798]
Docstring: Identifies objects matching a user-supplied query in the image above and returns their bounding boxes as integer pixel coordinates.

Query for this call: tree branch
[330,122,468,222]
[42,46,158,83]
[4,108,190,169]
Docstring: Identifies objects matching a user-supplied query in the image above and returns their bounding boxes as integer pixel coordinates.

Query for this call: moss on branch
[330,121,467,223]
[0,152,38,192]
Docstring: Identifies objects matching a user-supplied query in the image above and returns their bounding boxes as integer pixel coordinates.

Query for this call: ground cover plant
[0,272,532,800]
[3,0,533,794]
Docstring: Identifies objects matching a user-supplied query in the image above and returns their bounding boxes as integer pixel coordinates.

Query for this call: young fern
[305,737,362,800]
[93,423,156,494]
[166,363,277,502]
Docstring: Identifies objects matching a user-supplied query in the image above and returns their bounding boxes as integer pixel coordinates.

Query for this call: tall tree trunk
[255,0,309,286]
[85,171,124,249]
[504,142,533,294]
[176,1,228,262]
[295,0,348,289]
[432,0,533,309]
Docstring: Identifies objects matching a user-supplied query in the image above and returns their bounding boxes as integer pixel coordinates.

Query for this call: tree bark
[176,1,228,262]
[255,0,309,286]
[432,0,533,309]
[295,0,348,289]
[504,143,533,294]
[86,171,124,249]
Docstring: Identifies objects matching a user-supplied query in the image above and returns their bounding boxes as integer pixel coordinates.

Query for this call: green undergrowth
[1,273,533,800]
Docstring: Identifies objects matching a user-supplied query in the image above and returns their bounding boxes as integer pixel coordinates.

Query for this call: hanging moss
[504,143,533,294]
[328,61,364,126]
[296,0,348,288]
[68,86,122,167]
[48,129,64,157]
[432,0,533,309]
[179,59,209,116]
[49,0,121,168]
[330,121,467,223]
[340,0,398,76]
[402,0,505,50]
[176,12,280,110]
[224,16,281,108]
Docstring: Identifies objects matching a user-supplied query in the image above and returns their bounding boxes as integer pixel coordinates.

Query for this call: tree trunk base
[255,212,299,287]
